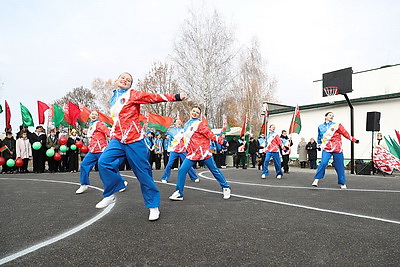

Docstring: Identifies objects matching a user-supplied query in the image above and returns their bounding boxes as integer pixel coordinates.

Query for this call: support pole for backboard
[343,93,355,174]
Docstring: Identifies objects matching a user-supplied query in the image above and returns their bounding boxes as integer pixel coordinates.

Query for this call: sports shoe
[75,185,88,194]
[194,178,200,183]
[173,168,178,171]
[119,180,128,192]
[95,195,115,209]
[161,179,167,184]
[169,190,183,201]
[312,179,319,187]
[261,174,266,179]
[276,175,282,179]
[340,184,347,189]
[223,187,231,199]
[149,207,160,221]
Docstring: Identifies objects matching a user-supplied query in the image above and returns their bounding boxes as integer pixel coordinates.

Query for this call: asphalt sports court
[1,166,399,266]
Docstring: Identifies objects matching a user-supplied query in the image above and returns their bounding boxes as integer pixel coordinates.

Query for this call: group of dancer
[76,72,231,221]
[76,72,358,222]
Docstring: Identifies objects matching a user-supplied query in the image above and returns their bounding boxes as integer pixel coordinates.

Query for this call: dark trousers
[282,154,290,173]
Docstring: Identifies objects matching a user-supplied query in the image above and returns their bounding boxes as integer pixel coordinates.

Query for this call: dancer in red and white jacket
[96,72,187,221]
[76,110,110,194]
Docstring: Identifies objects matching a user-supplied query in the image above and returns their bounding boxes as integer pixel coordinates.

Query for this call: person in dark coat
[1,131,16,173]
[306,137,319,169]
[67,129,80,172]
[31,126,47,173]
[228,136,239,167]
[248,137,259,168]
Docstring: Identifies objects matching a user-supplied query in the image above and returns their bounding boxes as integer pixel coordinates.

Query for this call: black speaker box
[356,162,371,175]
[366,112,380,131]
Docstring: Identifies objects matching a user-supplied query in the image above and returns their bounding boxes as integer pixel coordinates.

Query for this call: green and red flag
[384,136,400,159]
[20,103,34,127]
[147,112,174,132]
[0,145,8,152]
[98,110,113,127]
[289,105,301,134]
[240,114,250,137]
[37,100,50,124]
[395,130,400,144]
[260,108,268,136]
[221,114,228,133]
[5,100,12,130]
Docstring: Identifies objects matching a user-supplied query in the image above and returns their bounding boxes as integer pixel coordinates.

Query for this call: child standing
[16,131,32,173]
[46,129,60,173]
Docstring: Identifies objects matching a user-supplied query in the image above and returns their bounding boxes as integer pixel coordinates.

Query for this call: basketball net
[323,86,338,103]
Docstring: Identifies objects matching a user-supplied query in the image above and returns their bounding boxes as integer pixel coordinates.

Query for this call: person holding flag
[261,124,284,179]
[1,131,16,174]
[311,112,359,189]
[95,72,187,222]
[169,106,231,201]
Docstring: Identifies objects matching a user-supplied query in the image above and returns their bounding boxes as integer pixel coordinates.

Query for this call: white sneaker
[276,175,282,179]
[261,174,266,179]
[169,190,183,201]
[223,188,231,199]
[173,168,178,171]
[119,180,128,192]
[340,184,347,189]
[149,207,160,221]
[194,178,200,183]
[95,195,115,209]
[75,185,88,194]
[161,179,167,184]
[312,179,319,187]
[221,166,226,169]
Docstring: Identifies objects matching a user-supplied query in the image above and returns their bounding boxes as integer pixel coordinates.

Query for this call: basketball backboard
[322,67,353,97]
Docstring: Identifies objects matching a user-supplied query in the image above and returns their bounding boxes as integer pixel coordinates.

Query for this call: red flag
[37,101,50,124]
[221,114,227,133]
[5,100,11,130]
[97,110,113,126]
[289,105,302,134]
[260,109,268,136]
[78,105,91,123]
[240,114,249,137]
[147,112,174,132]
[68,102,81,126]
[396,130,400,144]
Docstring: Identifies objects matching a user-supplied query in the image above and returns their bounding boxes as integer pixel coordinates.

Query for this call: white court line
[198,171,400,193]
[0,178,114,265]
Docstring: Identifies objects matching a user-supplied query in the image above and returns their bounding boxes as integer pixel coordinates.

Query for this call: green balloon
[32,142,42,150]
[6,158,15,167]
[70,144,77,151]
[46,148,55,157]
[59,145,67,152]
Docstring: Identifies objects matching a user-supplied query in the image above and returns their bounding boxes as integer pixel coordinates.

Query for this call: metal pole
[343,94,355,174]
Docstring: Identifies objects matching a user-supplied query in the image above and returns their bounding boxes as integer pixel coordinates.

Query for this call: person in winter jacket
[16,131,32,173]
[96,72,187,221]
[1,131,16,173]
[248,136,259,168]
[306,138,318,169]
[67,129,80,173]
[46,129,60,173]
[169,106,231,201]
[297,137,308,168]
[311,112,359,189]
[31,126,47,173]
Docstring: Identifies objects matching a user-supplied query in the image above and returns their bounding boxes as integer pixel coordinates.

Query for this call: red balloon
[0,156,5,166]
[75,140,83,148]
[80,146,89,153]
[59,136,67,145]
[53,152,62,161]
[15,157,24,167]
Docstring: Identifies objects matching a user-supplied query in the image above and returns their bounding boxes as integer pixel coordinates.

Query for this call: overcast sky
[1,0,399,131]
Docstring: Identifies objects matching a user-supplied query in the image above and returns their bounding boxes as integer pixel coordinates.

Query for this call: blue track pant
[98,139,160,208]
[314,150,346,185]
[262,151,283,177]
[79,152,102,185]
[161,151,198,181]
[176,157,230,196]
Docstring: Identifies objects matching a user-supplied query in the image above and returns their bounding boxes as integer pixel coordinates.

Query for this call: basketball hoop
[323,86,339,103]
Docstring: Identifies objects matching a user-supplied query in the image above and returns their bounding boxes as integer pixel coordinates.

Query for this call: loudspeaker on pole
[366,112,381,132]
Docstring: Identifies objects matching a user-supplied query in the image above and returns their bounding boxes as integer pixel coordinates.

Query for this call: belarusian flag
[20,103,34,127]
[0,145,8,152]
[98,111,113,127]
[147,112,174,132]
[37,101,50,124]
[221,114,229,133]
[289,105,301,134]
[240,114,250,137]
[260,108,268,135]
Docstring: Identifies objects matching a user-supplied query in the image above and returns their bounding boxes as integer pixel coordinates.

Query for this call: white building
[264,64,400,163]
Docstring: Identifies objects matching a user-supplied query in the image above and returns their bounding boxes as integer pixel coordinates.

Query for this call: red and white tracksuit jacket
[110,89,180,144]
[87,120,110,153]
[317,122,357,153]
[183,118,224,161]
[265,131,283,152]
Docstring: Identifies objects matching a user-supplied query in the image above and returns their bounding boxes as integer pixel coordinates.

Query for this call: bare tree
[137,62,195,120]
[53,86,99,110]
[91,78,114,114]
[172,8,236,127]
[229,38,277,132]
